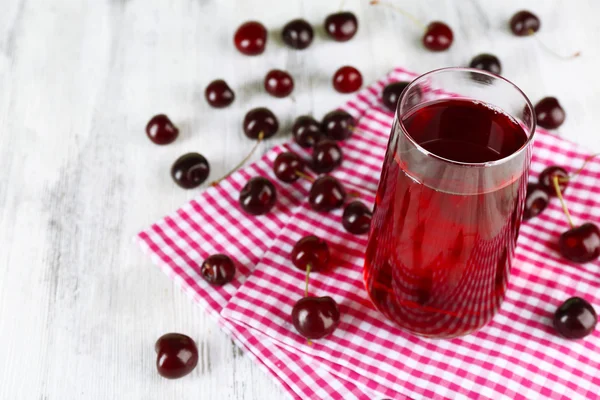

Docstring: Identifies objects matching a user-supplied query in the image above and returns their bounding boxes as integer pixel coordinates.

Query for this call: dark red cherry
[469,54,502,75]
[205,79,235,108]
[309,175,346,212]
[559,223,600,264]
[538,166,569,196]
[324,12,358,42]
[264,69,294,98]
[282,19,314,50]
[200,254,236,285]
[321,110,356,141]
[292,116,323,148]
[171,153,210,189]
[523,183,549,220]
[146,114,179,145]
[155,333,198,379]
[535,97,566,129]
[243,107,279,139]
[291,235,330,272]
[553,297,597,339]
[239,177,277,216]
[422,22,453,51]
[382,82,409,112]
[382,82,423,112]
[292,296,341,340]
[333,66,363,94]
[234,21,267,55]
[312,140,343,174]
[273,152,305,183]
[510,10,541,36]
[342,201,372,235]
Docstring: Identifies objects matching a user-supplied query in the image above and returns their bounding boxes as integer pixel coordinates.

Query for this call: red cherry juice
[364,99,529,338]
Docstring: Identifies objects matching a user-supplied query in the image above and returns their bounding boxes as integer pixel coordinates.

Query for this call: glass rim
[396,67,536,168]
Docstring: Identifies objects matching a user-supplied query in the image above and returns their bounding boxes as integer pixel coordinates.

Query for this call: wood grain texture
[0,0,598,399]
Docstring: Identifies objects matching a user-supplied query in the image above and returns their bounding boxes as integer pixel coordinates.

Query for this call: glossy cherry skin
[538,166,569,196]
[282,19,314,50]
[146,114,179,145]
[205,79,235,108]
[321,110,356,141]
[155,333,199,379]
[171,153,210,189]
[309,175,346,212]
[382,82,423,112]
[333,66,363,94]
[273,152,305,183]
[553,297,597,339]
[342,201,373,235]
[422,22,453,51]
[523,183,549,220]
[292,116,323,148]
[234,21,267,55]
[264,70,294,98]
[243,108,279,139]
[312,140,343,174]
[200,254,236,285]
[469,54,502,75]
[382,82,409,112]
[559,223,600,263]
[292,296,341,340]
[535,97,566,129]
[239,177,277,215]
[291,235,330,272]
[324,12,358,42]
[510,10,541,36]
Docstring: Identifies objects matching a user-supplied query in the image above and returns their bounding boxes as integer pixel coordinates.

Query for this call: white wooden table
[1,0,598,399]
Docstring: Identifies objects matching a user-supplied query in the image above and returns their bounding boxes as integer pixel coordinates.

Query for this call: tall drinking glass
[364,67,536,338]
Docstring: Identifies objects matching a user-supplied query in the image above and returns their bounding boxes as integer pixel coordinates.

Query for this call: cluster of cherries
[145,6,572,191]
[523,160,599,339]
[153,106,377,377]
[149,7,594,380]
[152,236,343,380]
[525,160,600,264]
[231,14,365,97]
[468,9,569,131]
[240,112,374,254]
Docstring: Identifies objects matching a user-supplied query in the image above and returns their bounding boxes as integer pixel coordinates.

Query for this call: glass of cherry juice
[364,67,536,338]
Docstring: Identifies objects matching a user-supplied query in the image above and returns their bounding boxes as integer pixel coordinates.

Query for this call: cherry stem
[304,263,313,346]
[211,132,264,186]
[559,153,599,183]
[339,0,346,10]
[529,29,581,60]
[295,170,315,182]
[553,176,574,228]
[304,264,311,297]
[369,0,425,29]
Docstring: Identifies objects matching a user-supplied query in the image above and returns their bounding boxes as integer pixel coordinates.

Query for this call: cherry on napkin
[136,144,376,399]
[221,106,600,400]
[136,67,420,400]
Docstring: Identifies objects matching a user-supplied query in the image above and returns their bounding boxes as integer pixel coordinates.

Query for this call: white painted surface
[1,0,598,399]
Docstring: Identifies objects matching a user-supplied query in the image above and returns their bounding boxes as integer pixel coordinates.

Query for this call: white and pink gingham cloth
[137,67,600,400]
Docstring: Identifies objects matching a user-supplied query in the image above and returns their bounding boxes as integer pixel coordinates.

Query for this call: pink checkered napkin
[136,67,419,400]
[222,107,600,400]
[136,144,375,400]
